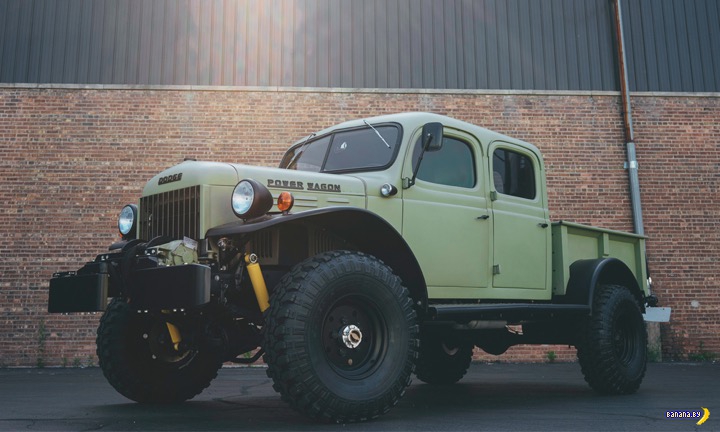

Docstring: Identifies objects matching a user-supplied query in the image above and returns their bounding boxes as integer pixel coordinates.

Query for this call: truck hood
[230,164,366,211]
[144,161,366,212]
[229,164,365,194]
[144,161,238,195]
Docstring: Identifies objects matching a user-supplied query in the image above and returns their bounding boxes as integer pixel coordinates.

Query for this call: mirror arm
[406,133,434,188]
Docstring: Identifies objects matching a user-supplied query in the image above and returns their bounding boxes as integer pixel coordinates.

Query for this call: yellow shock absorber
[161,310,182,351]
[245,253,270,312]
[165,322,182,351]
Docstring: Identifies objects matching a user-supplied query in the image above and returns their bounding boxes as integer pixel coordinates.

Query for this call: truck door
[402,130,491,299]
[489,143,549,290]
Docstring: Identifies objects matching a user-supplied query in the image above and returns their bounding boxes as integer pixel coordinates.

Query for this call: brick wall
[0,87,718,367]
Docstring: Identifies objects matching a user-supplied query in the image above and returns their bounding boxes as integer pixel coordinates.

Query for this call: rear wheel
[96,299,222,403]
[263,251,419,423]
[576,284,647,394]
[415,332,473,385]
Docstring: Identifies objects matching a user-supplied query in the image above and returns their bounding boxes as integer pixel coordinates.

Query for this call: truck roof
[308,112,542,157]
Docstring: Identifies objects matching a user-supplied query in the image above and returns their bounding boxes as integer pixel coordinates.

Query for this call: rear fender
[206,207,428,309]
[561,258,644,312]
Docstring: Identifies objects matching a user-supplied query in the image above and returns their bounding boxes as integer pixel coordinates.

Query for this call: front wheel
[263,251,419,423]
[96,299,222,403]
[576,284,647,394]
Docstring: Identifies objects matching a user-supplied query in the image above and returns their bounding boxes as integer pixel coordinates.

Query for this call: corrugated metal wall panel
[0,1,12,82]
[0,0,717,91]
[685,1,708,91]
[623,0,720,92]
[708,1,720,91]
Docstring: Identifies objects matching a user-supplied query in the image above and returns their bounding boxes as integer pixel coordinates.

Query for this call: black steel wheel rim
[321,295,388,379]
[613,306,639,365]
[128,315,194,366]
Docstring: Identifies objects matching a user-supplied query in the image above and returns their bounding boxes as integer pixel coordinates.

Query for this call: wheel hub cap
[341,325,363,349]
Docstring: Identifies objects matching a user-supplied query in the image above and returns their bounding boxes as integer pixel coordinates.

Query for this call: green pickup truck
[49,112,667,423]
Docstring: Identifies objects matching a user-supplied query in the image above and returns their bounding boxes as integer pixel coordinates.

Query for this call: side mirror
[405,122,444,188]
[421,122,444,152]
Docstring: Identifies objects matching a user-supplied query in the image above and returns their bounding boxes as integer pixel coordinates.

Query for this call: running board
[427,303,590,322]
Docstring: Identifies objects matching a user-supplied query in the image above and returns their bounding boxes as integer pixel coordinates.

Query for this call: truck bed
[551,221,647,296]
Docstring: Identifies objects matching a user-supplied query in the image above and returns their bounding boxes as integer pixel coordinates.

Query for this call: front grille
[139,186,201,240]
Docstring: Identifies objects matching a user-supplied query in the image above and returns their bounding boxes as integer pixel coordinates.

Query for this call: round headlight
[118,204,138,238]
[232,179,273,219]
[232,181,255,215]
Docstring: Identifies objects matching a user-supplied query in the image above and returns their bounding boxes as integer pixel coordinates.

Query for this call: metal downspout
[613,0,644,236]
[614,3,661,353]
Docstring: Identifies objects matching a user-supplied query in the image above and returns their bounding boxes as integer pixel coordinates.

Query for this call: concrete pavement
[0,362,717,431]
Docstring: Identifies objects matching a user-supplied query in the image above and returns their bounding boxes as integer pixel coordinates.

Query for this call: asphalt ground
[0,362,717,431]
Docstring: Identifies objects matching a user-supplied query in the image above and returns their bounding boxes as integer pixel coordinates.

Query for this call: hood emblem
[158,173,183,185]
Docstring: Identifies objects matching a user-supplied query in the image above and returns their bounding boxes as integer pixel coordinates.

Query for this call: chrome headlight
[380,183,398,197]
[232,179,273,219]
[118,204,138,239]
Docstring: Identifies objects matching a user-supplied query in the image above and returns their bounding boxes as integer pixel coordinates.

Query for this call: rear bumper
[643,306,672,322]
[49,258,211,313]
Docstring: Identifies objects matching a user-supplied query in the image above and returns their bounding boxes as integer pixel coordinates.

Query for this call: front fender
[206,207,428,309]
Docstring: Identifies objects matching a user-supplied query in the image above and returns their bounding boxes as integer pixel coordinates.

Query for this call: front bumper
[48,251,211,313]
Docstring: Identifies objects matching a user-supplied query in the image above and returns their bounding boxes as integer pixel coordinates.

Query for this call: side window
[492,148,536,199]
[413,136,476,188]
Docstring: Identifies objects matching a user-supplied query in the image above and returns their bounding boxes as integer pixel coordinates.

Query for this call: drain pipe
[612,0,644,236]
[613,1,665,350]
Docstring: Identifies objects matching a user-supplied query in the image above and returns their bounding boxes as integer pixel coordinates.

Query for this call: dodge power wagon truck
[49,112,662,423]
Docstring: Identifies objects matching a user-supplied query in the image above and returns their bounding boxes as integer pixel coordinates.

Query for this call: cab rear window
[492,148,537,199]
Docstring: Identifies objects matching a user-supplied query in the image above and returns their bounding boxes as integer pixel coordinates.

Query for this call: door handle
[538,222,549,228]
[477,215,490,220]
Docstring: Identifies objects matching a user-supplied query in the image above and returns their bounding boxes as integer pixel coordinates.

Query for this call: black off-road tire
[576,284,647,395]
[96,298,222,403]
[415,333,473,385]
[263,250,419,423]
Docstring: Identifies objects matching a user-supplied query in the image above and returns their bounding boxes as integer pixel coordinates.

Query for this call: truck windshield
[280,125,401,173]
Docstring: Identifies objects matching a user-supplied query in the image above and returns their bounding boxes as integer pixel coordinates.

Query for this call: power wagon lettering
[267,179,341,192]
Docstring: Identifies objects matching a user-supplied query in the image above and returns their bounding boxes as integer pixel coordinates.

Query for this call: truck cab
[397,115,550,300]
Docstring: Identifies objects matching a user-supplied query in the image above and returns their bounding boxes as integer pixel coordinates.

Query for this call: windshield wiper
[363,120,391,148]
[286,133,316,169]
